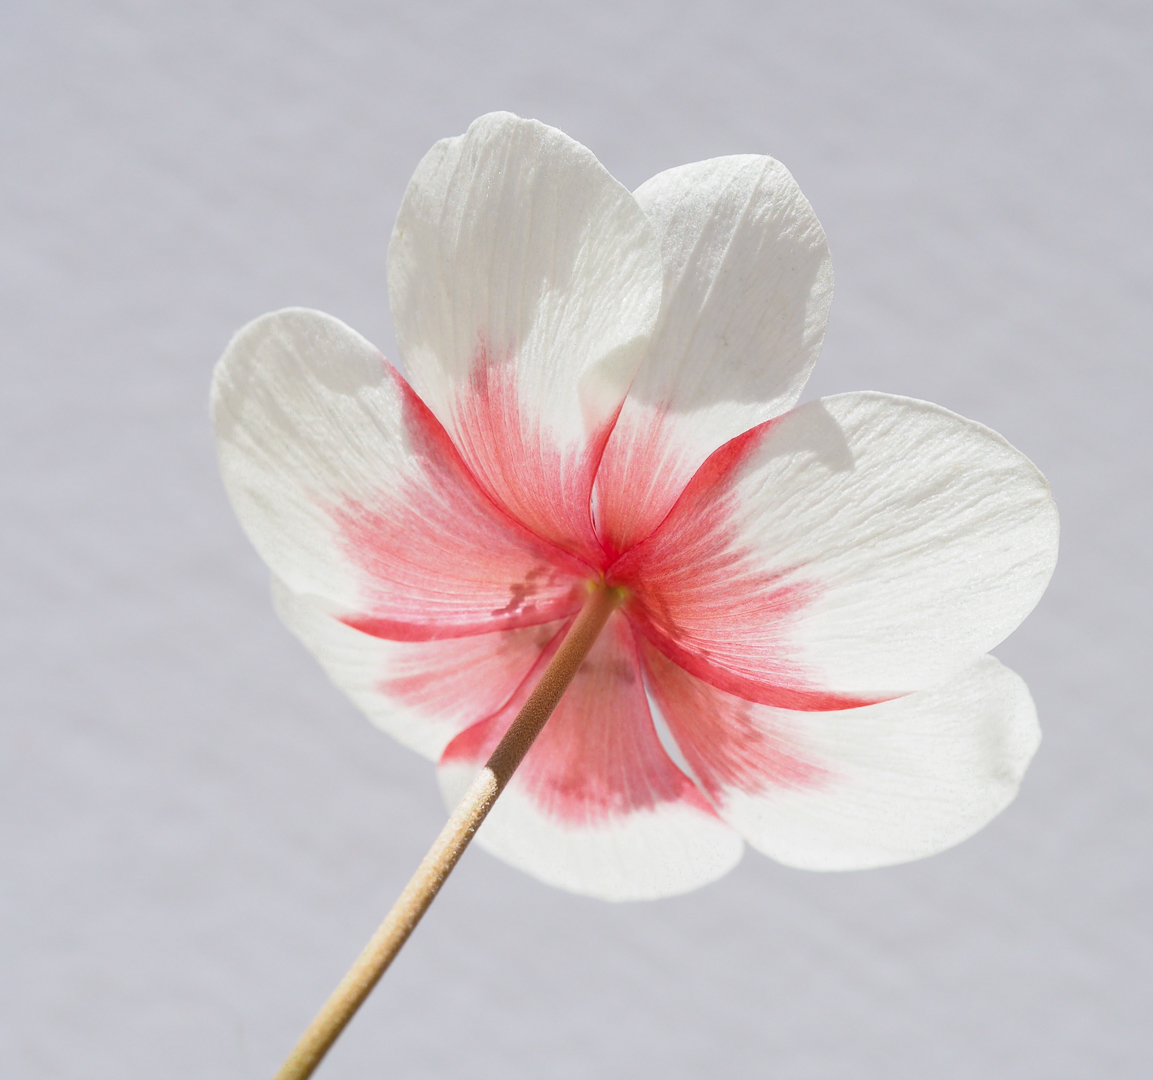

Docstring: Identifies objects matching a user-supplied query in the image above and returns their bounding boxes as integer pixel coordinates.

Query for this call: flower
[212,113,1058,902]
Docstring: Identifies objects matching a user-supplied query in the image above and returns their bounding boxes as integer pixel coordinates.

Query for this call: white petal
[646,650,1041,870]
[388,112,662,560]
[596,156,832,554]
[438,760,743,901]
[618,392,1059,702]
[212,308,590,638]
[273,580,565,761]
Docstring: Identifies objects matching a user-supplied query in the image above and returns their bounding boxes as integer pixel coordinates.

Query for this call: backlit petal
[389,112,663,562]
[615,393,1058,704]
[273,580,566,761]
[644,645,1040,870]
[212,309,590,639]
[437,613,743,900]
[595,156,832,555]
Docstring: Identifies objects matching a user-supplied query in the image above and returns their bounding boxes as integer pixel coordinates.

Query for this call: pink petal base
[333,366,590,640]
[441,612,716,825]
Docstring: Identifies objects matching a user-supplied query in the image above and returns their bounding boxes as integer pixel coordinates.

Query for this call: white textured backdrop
[2,2,1148,1077]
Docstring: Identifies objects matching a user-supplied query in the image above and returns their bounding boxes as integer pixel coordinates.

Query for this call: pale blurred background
[2,2,1149,1077]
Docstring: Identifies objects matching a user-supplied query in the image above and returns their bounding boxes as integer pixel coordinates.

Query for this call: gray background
[2,2,1149,1077]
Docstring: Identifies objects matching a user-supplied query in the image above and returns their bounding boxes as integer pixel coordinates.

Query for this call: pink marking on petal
[441,612,716,825]
[640,638,828,802]
[380,621,566,737]
[447,338,615,567]
[331,366,592,640]
[611,421,879,711]
[593,407,702,560]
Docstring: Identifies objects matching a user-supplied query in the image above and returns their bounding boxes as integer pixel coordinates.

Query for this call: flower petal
[389,112,663,562]
[595,156,832,555]
[212,308,591,640]
[272,579,566,761]
[643,644,1041,870]
[615,393,1059,704]
[437,612,743,900]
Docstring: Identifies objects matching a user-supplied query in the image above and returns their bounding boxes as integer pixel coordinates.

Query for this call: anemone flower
[212,112,1058,1078]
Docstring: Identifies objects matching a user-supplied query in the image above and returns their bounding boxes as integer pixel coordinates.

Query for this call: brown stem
[272,583,625,1080]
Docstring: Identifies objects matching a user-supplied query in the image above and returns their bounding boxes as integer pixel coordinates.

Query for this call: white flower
[212,113,1059,901]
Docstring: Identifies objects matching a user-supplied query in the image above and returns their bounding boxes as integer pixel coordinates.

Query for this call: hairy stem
[273,583,625,1080]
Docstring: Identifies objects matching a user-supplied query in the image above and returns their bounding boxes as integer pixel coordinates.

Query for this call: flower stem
[272,583,625,1080]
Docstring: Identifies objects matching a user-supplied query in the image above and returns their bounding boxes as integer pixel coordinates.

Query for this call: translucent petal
[616,392,1059,703]
[212,308,590,640]
[644,645,1040,870]
[597,156,832,555]
[389,112,663,562]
